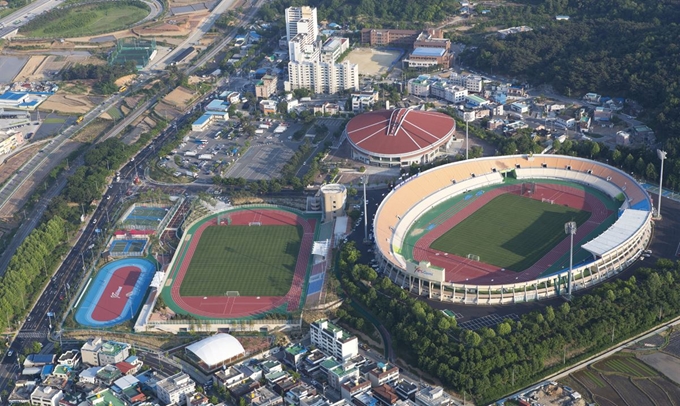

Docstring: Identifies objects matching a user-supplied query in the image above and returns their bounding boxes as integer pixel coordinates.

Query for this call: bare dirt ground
[639,352,680,385]
[0,144,43,186]
[163,86,196,109]
[0,140,83,223]
[40,94,95,114]
[72,118,112,143]
[133,12,207,37]
[154,101,183,121]
[114,74,137,87]
[345,48,403,76]
[13,55,46,82]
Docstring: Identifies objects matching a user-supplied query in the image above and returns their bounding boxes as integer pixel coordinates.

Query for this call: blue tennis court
[122,206,170,228]
[109,239,148,255]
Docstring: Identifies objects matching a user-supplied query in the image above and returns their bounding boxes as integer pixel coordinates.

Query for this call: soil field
[572,370,626,405]
[662,331,680,357]
[115,74,137,87]
[13,55,47,82]
[345,48,403,76]
[0,140,83,222]
[163,86,196,109]
[40,94,95,114]
[604,375,653,405]
[640,352,680,385]
[593,355,658,377]
[0,144,42,186]
[652,378,680,405]
[633,379,674,406]
[72,118,112,143]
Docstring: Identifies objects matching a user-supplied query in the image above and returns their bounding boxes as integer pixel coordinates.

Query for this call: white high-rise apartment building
[285,6,358,94]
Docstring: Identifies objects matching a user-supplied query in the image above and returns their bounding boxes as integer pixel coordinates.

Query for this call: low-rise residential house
[616,131,631,146]
[510,102,529,114]
[353,392,380,406]
[272,376,301,396]
[30,386,63,406]
[87,389,125,406]
[579,115,591,131]
[408,76,432,97]
[414,386,453,406]
[351,91,379,112]
[302,349,326,373]
[394,381,418,401]
[593,107,612,121]
[340,377,371,400]
[583,93,601,104]
[259,99,278,115]
[487,118,505,131]
[156,373,196,406]
[283,344,307,369]
[489,104,504,117]
[215,367,246,389]
[79,367,103,384]
[57,350,81,368]
[507,85,526,97]
[372,384,400,406]
[327,364,359,390]
[555,115,576,129]
[366,363,399,387]
[96,365,122,386]
[188,392,211,406]
[244,387,283,406]
[8,380,36,404]
[285,383,317,406]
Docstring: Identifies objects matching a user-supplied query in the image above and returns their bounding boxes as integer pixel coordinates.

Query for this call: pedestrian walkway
[641,182,680,202]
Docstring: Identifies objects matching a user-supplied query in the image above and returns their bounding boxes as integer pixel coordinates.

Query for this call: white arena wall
[373,154,653,305]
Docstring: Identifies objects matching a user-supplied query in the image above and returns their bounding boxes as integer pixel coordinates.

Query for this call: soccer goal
[541,198,555,204]
[467,254,481,262]
[225,291,240,296]
[521,182,536,196]
[217,214,232,225]
[248,222,262,226]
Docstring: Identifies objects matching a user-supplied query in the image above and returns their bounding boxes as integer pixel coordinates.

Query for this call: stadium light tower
[657,149,667,219]
[565,221,577,298]
[463,111,475,160]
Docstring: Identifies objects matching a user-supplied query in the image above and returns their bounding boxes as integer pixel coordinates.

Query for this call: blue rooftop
[0,92,27,101]
[411,47,445,57]
[206,99,230,111]
[249,31,262,39]
[193,114,212,126]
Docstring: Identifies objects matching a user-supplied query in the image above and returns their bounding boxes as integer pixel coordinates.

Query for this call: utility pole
[363,174,368,243]
[656,149,667,219]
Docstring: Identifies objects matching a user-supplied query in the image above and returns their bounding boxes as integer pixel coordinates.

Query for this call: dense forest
[337,242,680,404]
[258,0,460,27]
[464,0,680,187]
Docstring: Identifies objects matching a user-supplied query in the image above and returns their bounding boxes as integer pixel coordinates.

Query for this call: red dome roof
[345,109,455,156]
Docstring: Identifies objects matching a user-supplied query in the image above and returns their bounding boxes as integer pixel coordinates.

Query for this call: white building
[156,373,196,406]
[287,60,358,94]
[351,91,379,112]
[321,37,349,63]
[310,319,358,361]
[408,75,432,97]
[285,7,318,44]
[414,386,452,406]
[30,386,63,406]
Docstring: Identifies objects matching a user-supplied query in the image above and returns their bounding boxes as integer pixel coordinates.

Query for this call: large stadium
[373,155,653,304]
[159,206,322,319]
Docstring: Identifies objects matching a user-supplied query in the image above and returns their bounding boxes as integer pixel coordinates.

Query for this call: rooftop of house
[88,389,126,406]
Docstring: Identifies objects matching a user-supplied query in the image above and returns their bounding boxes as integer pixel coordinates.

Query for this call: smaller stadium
[75,258,156,327]
[344,108,455,167]
[374,155,653,305]
[160,206,321,319]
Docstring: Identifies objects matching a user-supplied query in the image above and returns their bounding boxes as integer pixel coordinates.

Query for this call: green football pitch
[180,225,302,297]
[430,194,590,272]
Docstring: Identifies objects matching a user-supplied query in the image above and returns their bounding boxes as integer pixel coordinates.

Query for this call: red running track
[413,184,613,285]
[170,209,315,318]
[91,266,141,322]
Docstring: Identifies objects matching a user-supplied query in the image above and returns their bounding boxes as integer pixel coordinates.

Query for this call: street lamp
[565,221,577,298]
[656,149,667,219]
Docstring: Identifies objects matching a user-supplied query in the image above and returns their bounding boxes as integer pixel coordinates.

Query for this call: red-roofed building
[344,108,455,167]
[115,361,141,376]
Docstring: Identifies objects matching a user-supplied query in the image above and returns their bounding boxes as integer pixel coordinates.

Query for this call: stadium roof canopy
[185,334,245,367]
[582,209,649,257]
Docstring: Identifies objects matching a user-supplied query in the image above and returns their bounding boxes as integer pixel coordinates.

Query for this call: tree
[645,162,658,180]
[612,149,622,165]
[624,153,635,171]
[635,157,646,175]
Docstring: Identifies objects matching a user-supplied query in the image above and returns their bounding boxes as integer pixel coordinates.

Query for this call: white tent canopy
[185,334,244,367]
[582,209,649,257]
[312,240,330,257]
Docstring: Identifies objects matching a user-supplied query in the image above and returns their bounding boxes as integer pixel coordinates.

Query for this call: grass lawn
[430,193,590,271]
[43,118,66,124]
[180,225,302,297]
[107,107,122,120]
[20,2,149,38]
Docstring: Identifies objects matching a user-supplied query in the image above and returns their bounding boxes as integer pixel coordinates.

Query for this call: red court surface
[170,209,315,318]
[412,183,613,285]
[91,266,141,321]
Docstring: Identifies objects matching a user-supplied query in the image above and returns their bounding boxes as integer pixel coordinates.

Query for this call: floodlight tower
[565,221,577,298]
[363,174,369,243]
[657,149,667,219]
